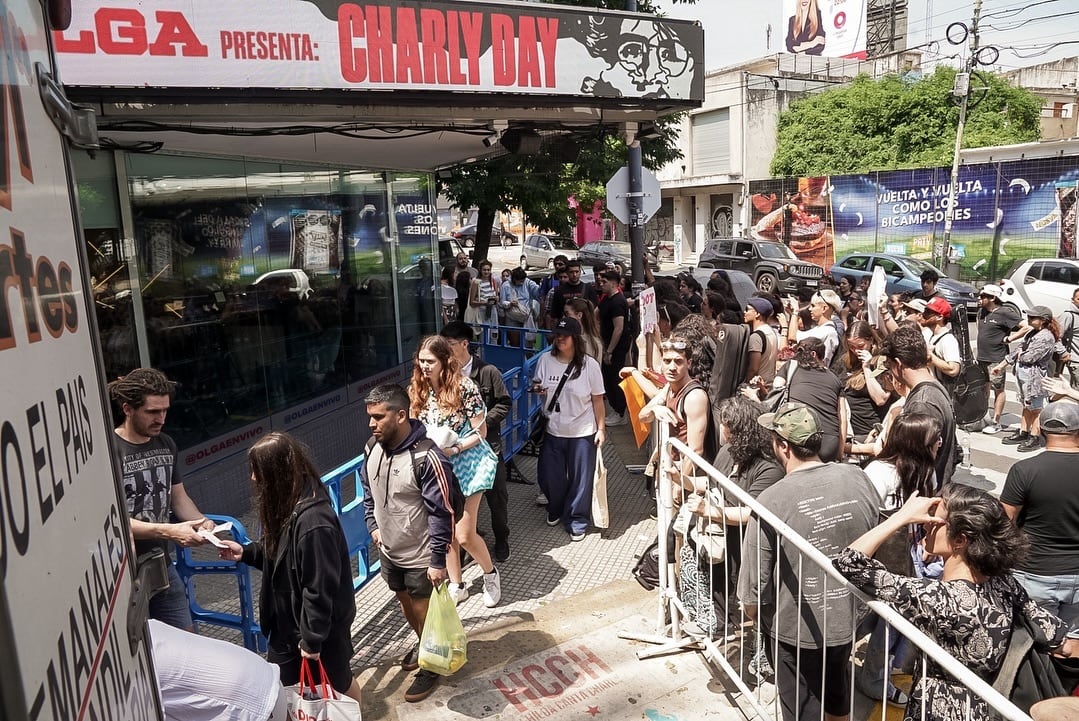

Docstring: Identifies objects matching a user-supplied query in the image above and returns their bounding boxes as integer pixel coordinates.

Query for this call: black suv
[698,237,824,294]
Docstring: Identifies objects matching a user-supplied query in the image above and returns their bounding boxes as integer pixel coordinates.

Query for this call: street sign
[606,166,661,224]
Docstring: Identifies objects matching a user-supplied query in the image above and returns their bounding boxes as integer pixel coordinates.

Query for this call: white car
[999,258,1079,318]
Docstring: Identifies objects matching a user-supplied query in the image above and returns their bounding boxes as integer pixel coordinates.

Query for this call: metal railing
[633,422,1033,721]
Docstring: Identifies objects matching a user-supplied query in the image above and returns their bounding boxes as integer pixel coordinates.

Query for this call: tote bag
[284,659,361,721]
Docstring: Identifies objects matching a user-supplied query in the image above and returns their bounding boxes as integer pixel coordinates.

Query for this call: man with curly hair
[109,368,215,631]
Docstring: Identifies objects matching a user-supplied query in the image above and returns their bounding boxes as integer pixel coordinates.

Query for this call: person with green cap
[737,402,878,721]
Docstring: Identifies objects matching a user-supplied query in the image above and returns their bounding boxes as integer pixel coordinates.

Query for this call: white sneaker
[482,567,502,607]
[535,493,548,506]
[605,412,627,427]
[982,422,1001,435]
[448,582,469,605]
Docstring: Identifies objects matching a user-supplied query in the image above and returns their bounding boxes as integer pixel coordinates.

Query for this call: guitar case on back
[949,305,989,426]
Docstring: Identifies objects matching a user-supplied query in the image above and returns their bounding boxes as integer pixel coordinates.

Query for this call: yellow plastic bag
[418,582,468,676]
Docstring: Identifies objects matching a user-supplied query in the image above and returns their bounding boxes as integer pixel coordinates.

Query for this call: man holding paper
[109,368,216,631]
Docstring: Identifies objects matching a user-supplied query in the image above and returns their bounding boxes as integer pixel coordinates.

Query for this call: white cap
[980,284,1002,299]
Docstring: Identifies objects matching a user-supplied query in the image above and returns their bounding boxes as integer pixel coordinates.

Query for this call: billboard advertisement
[54,0,705,103]
[782,0,866,60]
[750,155,1079,282]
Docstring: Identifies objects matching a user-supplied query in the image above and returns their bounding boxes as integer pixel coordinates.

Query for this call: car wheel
[756,272,778,294]
[463,237,474,248]
[698,261,715,269]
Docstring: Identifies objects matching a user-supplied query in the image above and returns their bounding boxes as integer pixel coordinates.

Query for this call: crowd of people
[109,257,1079,719]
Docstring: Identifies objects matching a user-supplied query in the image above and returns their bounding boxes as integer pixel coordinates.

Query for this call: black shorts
[381,556,434,598]
[766,638,852,720]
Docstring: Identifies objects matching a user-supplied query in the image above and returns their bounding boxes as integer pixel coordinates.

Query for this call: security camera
[482,133,500,147]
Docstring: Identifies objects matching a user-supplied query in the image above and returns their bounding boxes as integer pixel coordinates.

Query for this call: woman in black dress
[834,484,1078,721]
[785,0,826,55]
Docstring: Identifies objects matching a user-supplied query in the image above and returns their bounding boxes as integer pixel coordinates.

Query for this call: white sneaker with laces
[535,493,548,506]
[482,567,502,607]
[448,582,469,605]
[982,422,1000,434]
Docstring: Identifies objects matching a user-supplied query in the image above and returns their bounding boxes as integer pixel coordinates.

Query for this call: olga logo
[834,12,847,29]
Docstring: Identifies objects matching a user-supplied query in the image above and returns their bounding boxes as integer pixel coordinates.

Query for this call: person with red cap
[922,297,962,385]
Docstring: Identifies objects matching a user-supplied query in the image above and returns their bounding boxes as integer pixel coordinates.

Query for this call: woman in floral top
[408,336,501,608]
[833,483,1078,721]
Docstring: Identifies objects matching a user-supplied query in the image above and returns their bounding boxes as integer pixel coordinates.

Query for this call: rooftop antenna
[766,23,772,51]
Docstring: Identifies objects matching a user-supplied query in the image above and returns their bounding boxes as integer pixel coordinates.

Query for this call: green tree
[770,66,1042,177]
[437,0,694,262]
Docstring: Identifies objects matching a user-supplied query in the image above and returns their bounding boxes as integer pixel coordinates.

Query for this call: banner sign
[782,0,866,59]
[54,0,704,103]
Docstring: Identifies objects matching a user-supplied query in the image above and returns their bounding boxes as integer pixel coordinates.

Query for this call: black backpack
[937,307,988,426]
[364,436,465,518]
[992,611,1069,716]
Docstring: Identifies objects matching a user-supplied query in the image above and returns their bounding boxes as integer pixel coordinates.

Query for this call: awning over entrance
[56,0,705,170]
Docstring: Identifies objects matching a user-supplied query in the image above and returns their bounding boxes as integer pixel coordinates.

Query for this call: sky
[657,0,1079,76]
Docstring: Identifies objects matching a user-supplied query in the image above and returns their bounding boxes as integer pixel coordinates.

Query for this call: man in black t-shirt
[109,368,215,630]
[880,326,957,486]
[549,259,596,320]
[1001,401,1079,634]
[976,284,1021,433]
[597,269,631,426]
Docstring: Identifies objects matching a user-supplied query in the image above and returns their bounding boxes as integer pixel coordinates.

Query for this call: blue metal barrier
[181,328,543,648]
[320,455,381,592]
[174,513,266,651]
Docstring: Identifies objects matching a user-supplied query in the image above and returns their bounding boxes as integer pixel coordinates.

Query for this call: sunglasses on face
[660,340,688,350]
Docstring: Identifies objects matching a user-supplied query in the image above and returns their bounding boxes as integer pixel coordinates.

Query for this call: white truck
[0,0,163,718]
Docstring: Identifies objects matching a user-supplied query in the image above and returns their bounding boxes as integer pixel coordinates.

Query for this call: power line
[985,9,1079,31]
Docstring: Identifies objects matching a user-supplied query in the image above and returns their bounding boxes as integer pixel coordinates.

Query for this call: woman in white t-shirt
[532,317,606,541]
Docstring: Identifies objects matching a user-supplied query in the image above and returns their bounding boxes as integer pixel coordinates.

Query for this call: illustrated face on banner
[579,18,695,99]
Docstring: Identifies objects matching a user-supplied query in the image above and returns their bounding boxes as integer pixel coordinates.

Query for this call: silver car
[521,233,579,269]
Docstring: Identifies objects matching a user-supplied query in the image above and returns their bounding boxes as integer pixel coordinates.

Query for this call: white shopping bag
[284,659,361,721]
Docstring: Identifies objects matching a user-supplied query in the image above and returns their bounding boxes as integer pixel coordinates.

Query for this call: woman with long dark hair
[565,297,603,362]
[858,413,943,705]
[532,317,606,541]
[835,484,1079,721]
[408,336,501,607]
[219,432,361,703]
[782,337,846,462]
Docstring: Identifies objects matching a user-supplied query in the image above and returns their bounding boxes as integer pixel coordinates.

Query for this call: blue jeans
[1014,569,1079,637]
[537,434,597,534]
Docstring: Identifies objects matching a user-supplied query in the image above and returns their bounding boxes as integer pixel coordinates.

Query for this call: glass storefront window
[108,153,438,449]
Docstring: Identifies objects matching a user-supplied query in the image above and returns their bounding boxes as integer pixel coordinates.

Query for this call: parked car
[437,236,469,267]
[697,237,824,294]
[830,253,979,313]
[521,233,580,269]
[451,223,517,247]
[999,258,1079,318]
[578,240,659,271]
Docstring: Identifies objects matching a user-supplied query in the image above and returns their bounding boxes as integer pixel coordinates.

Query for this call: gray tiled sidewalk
[188,424,660,671]
[350,426,657,669]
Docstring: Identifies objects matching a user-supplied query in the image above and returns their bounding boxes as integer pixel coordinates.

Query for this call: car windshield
[758,243,797,260]
[549,236,578,250]
[602,242,631,255]
[898,256,944,276]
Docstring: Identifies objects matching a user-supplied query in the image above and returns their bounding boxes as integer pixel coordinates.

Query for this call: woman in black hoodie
[220,432,360,702]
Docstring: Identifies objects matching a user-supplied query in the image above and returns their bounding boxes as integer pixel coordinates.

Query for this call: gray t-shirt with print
[738,462,878,648]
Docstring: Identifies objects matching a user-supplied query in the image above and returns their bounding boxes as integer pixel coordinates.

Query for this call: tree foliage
[770,66,1043,177]
[436,0,694,261]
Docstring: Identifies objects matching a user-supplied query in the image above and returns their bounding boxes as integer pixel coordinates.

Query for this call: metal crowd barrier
[624,422,1034,721]
[178,328,546,648]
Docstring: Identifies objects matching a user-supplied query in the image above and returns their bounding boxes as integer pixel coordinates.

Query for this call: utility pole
[940,0,981,274]
[626,0,645,289]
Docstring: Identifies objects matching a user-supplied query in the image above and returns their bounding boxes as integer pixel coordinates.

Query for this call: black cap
[552,317,581,336]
